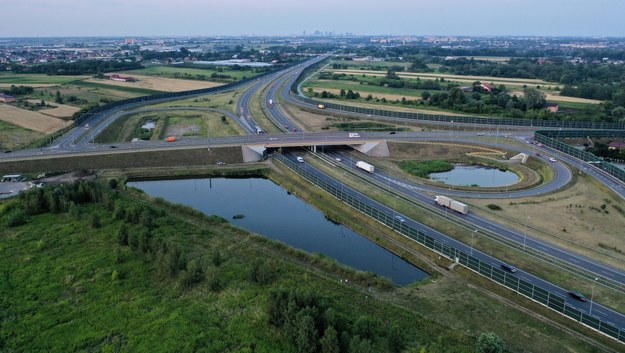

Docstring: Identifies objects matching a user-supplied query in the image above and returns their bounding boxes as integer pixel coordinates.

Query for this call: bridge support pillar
[242,145,267,162]
[349,140,390,157]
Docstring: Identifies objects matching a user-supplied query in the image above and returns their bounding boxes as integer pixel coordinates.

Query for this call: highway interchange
[2,56,625,339]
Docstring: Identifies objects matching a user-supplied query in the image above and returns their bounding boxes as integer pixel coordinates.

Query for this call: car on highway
[389,131,396,134]
[109,145,118,149]
[296,157,304,163]
[394,215,406,223]
[3,150,12,154]
[568,290,588,302]
[549,157,557,162]
[500,263,518,273]
[165,136,177,142]
[335,157,341,162]
[535,152,541,156]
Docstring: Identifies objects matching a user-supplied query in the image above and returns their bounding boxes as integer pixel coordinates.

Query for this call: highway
[1,54,625,338]
[281,152,625,331]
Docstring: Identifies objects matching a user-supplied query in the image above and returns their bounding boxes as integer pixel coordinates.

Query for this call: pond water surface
[129,178,427,285]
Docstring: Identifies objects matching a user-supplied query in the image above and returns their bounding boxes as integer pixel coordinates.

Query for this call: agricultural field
[303,80,424,101]
[330,69,558,89]
[0,104,72,134]
[0,120,44,150]
[84,75,223,92]
[142,88,241,112]
[127,65,261,82]
[25,100,80,118]
[0,73,87,87]
[330,60,412,70]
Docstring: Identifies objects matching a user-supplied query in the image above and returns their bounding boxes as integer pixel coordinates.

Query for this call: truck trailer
[434,195,469,214]
[356,161,375,173]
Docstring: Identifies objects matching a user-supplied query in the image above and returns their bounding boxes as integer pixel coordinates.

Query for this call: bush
[399,160,454,178]
[486,204,502,211]
[5,209,27,227]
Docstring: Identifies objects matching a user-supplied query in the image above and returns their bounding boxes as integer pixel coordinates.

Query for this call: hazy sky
[1,0,624,37]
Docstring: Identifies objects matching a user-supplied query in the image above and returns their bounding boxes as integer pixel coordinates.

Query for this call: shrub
[486,204,502,211]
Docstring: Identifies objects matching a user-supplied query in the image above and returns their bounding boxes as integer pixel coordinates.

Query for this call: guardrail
[274,153,625,344]
[289,61,625,130]
[535,130,625,183]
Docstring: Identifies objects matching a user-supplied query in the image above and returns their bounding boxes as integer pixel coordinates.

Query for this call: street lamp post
[523,216,530,251]
[590,277,599,316]
[470,229,478,255]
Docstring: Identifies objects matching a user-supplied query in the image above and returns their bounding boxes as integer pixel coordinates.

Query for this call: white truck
[348,133,360,138]
[356,161,375,173]
[434,195,469,214]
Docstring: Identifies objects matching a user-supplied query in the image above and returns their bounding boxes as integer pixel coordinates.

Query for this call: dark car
[109,145,118,149]
[389,131,396,134]
[3,150,12,153]
[568,290,588,302]
[500,263,517,273]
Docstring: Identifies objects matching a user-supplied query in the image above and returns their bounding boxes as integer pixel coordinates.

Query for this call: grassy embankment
[97,110,244,144]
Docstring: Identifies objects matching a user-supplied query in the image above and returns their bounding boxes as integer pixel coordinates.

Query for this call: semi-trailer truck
[434,195,469,214]
[356,161,375,173]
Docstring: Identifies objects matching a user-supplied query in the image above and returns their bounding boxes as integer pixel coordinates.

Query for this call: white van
[296,157,304,163]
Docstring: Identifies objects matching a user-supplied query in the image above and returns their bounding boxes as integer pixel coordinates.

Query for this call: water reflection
[129,178,427,285]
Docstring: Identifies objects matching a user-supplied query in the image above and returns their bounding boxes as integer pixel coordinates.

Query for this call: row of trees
[10,60,142,76]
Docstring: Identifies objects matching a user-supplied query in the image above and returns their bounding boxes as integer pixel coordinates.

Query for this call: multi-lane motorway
[2,55,625,337]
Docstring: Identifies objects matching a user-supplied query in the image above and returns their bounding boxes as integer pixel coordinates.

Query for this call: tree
[294,312,318,353]
[523,88,546,110]
[612,106,625,120]
[421,91,431,101]
[117,224,129,246]
[55,91,63,104]
[475,332,504,353]
[320,326,339,353]
[340,89,346,98]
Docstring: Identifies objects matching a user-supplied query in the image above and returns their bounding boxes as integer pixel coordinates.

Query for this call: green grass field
[331,60,411,70]
[0,74,87,85]
[304,80,425,99]
[73,81,164,96]
[128,66,258,81]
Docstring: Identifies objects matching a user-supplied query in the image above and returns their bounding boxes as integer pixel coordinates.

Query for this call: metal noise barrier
[535,130,625,183]
[274,153,625,344]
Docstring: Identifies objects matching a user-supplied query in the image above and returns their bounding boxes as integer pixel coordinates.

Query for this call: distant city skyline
[1,0,624,38]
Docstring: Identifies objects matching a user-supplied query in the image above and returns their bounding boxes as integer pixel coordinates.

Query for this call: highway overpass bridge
[242,138,390,162]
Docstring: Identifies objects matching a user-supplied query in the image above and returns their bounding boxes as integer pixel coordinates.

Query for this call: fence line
[274,153,625,344]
